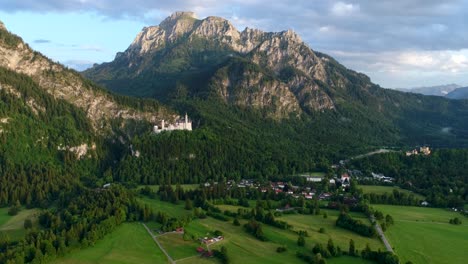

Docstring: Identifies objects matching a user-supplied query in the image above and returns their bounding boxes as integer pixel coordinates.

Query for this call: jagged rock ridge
[85,11,350,118]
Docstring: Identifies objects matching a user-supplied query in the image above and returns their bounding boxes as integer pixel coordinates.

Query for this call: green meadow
[0,207,39,241]
[137,197,385,263]
[359,185,425,200]
[54,223,169,264]
[373,205,468,264]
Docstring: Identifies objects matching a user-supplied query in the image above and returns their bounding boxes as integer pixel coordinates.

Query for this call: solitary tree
[24,219,33,229]
[184,199,193,210]
[297,236,305,247]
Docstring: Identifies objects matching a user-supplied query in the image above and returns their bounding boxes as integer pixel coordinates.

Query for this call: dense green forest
[349,149,468,207]
[115,97,402,185]
[0,186,153,263]
[0,67,101,206]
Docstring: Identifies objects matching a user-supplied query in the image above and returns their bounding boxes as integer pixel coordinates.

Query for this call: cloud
[2,0,468,87]
[328,48,468,87]
[33,39,50,44]
[331,2,360,16]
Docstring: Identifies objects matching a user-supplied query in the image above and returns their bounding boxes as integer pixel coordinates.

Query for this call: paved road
[370,215,394,253]
[142,223,175,264]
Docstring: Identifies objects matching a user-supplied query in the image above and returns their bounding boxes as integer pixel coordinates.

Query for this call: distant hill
[396,84,461,96]
[446,87,468,99]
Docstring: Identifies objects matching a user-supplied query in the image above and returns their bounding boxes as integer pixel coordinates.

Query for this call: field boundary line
[142,222,175,264]
[370,215,394,253]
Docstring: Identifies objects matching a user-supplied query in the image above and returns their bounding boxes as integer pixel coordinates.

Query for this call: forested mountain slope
[84,12,468,163]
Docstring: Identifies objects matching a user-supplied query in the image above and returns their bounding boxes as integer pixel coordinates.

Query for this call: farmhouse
[341,173,350,187]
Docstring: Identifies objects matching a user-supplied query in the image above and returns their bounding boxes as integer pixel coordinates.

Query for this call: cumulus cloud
[2,0,467,87]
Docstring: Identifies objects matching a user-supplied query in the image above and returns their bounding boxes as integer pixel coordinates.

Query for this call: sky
[1,0,468,88]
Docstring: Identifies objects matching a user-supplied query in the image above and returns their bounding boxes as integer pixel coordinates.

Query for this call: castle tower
[185,113,188,129]
[162,119,165,130]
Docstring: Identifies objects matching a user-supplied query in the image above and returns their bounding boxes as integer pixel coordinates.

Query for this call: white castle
[154,113,192,133]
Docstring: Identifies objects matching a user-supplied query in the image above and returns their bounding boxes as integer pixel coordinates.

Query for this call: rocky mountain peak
[124,12,309,58]
[159,11,197,30]
[85,12,339,117]
[279,29,302,43]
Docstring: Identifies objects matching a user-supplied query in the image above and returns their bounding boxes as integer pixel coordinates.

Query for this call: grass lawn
[54,223,168,264]
[157,233,200,260]
[359,185,425,200]
[137,184,200,192]
[374,205,468,264]
[0,207,39,241]
[0,207,11,227]
[194,217,305,264]
[138,196,191,219]
[185,210,383,264]
[327,255,375,264]
[277,209,384,253]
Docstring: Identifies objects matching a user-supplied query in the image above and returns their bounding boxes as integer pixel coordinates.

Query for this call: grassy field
[359,185,425,200]
[54,223,169,264]
[328,256,375,264]
[138,196,192,219]
[157,233,201,260]
[137,184,200,192]
[374,205,468,264]
[0,207,39,241]
[53,195,383,264]
[277,210,384,252]
[0,207,10,226]
[208,204,383,252]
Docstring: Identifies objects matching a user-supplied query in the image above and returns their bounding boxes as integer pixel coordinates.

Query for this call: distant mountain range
[396,84,461,96]
[446,87,468,99]
[396,84,468,99]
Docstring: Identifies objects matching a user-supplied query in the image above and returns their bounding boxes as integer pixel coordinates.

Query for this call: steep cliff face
[0,24,174,131]
[84,12,345,118]
[209,60,302,118]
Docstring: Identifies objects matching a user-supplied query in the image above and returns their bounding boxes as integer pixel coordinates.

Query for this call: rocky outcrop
[0,25,174,131]
[211,63,302,118]
[58,143,97,159]
[86,12,350,118]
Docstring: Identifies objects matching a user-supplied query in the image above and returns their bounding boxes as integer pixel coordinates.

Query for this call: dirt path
[142,223,175,264]
[370,215,394,253]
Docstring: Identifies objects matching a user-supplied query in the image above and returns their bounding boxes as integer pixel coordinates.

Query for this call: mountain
[85,12,468,143]
[396,84,461,96]
[0,23,174,131]
[446,87,468,99]
[79,12,468,185]
[84,11,347,118]
[0,21,179,205]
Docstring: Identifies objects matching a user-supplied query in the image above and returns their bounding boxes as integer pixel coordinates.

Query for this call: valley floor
[373,205,468,264]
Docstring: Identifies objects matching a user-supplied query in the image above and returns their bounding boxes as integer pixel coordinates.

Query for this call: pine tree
[297,236,305,247]
[349,239,356,256]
